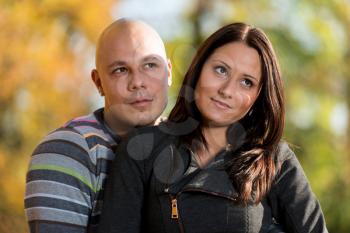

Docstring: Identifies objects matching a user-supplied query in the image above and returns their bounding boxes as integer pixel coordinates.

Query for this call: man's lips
[128,98,153,108]
[211,97,232,109]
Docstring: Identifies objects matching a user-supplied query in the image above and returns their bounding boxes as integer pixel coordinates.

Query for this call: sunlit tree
[0,0,115,232]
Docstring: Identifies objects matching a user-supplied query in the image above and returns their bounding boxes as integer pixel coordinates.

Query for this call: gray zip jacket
[98,125,328,233]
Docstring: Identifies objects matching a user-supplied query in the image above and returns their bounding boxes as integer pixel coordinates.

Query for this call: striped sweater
[24,108,120,233]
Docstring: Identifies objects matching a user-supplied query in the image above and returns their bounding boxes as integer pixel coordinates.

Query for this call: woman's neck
[195,126,228,168]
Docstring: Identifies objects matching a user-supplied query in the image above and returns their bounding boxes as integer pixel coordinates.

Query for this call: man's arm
[25,127,96,233]
[97,130,152,233]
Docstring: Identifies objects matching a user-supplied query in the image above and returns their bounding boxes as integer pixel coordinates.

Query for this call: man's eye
[144,63,157,69]
[214,66,227,75]
[113,67,127,74]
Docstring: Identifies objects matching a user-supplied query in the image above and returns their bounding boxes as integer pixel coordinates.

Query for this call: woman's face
[195,42,262,128]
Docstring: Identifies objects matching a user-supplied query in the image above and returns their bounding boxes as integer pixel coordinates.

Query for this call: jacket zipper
[168,189,236,233]
[171,197,178,219]
[164,145,185,233]
[169,194,185,233]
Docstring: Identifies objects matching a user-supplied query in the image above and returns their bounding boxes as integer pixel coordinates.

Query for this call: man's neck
[103,109,131,138]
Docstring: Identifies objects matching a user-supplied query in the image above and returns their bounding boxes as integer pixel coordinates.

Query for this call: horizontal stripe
[25,193,90,209]
[63,113,97,127]
[30,153,97,187]
[25,109,120,230]
[28,220,86,233]
[38,130,114,166]
[28,164,95,192]
[39,130,90,154]
[25,196,90,215]
[30,150,113,181]
[26,169,93,196]
[25,207,88,226]
[67,121,101,130]
[71,118,97,123]
[72,119,97,123]
[25,180,91,208]
[32,140,96,174]
[73,125,115,144]
[73,113,97,121]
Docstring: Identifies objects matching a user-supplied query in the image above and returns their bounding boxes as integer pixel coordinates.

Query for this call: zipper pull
[171,197,178,219]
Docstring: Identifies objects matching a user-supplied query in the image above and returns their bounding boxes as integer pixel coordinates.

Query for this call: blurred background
[0,0,349,232]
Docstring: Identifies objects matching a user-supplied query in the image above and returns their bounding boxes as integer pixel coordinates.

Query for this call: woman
[98,22,328,233]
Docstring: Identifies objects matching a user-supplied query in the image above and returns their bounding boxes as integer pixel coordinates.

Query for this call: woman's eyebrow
[211,59,231,70]
[211,58,260,81]
[243,74,259,82]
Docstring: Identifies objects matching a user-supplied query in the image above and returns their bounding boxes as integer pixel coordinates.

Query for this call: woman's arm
[270,143,328,233]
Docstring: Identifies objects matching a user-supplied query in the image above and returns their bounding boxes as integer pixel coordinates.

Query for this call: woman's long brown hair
[168,22,285,204]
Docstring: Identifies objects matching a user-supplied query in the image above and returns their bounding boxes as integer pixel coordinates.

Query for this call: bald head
[95,19,167,70]
[91,18,171,135]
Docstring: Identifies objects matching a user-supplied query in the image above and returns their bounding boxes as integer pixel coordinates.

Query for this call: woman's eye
[214,66,227,75]
[241,79,253,87]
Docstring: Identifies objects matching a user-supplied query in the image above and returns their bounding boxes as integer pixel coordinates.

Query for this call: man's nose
[128,71,146,90]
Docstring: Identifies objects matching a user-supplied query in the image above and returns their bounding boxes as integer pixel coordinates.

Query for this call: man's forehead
[96,20,167,68]
[107,54,167,68]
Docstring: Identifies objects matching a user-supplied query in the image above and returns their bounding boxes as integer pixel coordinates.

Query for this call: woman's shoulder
[273,140,307,179]
[275,140,297,163]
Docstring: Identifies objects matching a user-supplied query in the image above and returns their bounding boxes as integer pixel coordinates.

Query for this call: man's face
[93,28,171,134]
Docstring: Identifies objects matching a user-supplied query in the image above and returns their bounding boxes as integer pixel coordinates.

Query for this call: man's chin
[130,108,165,128]
[133,116,157,128]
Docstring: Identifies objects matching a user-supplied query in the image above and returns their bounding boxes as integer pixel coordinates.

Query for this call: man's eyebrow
[107,61,127,69]
[108,61,126,68]
[142,55,164,62]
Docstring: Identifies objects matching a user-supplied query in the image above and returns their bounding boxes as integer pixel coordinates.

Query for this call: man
[24,18,172,233]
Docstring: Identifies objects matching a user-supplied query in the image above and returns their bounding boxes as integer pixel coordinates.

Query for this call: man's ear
[167,59,172,87]
[91,69,104,96]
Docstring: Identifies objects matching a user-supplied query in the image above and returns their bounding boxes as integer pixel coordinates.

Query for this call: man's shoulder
[25,110,110,233]
[62,110,104,136]
[36,110,117,154]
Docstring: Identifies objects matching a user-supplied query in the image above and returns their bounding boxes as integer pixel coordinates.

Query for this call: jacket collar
[168,147,238,201]
[182,167,238,201]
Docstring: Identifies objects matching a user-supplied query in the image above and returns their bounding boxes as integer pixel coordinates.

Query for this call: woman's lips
[211,97,232,110]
